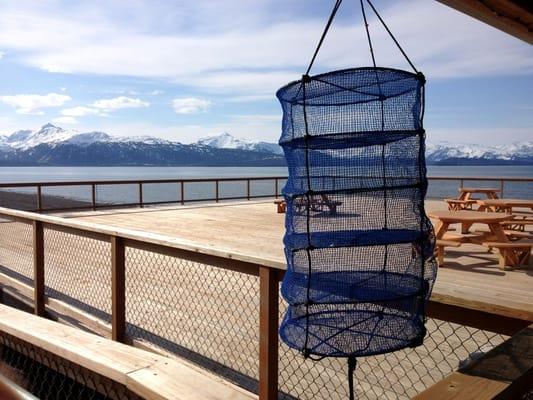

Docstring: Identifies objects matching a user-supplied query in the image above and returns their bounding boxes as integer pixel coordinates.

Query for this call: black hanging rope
[305,0,344,76]
[348,356,357,400]
[366,0,419,73]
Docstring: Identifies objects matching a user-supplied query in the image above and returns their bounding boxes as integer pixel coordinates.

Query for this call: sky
[0,0,531,145]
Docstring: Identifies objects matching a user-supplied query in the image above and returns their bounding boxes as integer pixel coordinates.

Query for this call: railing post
[259,266,279,400]
[91,184,96,211]
[247,179,251,201]
[138,182,143,208]
[180,181,185,205]
[215,180,219,203]
[33,221,45,316]
[111,236,126,342]
[274,179,278,199]
[37,185,42,212]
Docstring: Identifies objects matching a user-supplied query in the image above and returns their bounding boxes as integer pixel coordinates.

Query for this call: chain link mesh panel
[279,295,508,399]
[124,247,260,392]
[0,331,142,400]
[0,218,33,284]
[43,227,112,322]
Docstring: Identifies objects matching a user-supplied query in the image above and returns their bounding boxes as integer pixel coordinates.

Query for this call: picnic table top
[458,187,501,193]
[428,210,513,223]
[477,198,533,207]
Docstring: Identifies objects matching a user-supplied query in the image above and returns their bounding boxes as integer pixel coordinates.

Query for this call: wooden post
[180,181,185,205]
[37,185,42,212]
[33,221,45,316]
[138,182,144,208]
[91,184,96,211]
[247,179,251,201]
[215,180,219,203]
[259,266,278,400]
[274,179,278,199]
[111,236,126,342]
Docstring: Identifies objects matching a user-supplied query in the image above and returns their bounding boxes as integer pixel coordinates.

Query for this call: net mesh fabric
[277,67,437,358]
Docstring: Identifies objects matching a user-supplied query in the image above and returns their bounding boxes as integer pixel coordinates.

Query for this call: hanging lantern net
[277,0,437,365]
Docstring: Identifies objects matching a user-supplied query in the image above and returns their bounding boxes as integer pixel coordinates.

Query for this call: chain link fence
[0,212,527,399]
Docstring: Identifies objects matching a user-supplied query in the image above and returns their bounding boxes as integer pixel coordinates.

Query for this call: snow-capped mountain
[425,141,533,164]
[0,124,285,166]
[197,132,283,155]
[0,124,530,166]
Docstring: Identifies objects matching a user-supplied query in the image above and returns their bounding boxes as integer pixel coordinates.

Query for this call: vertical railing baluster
[180,181,185,205]
[139,182,144,208]
[33,221,45,316]
[37,185,43,213]
[275,179,278,199]
[500,179,504,198]
[91,184,96,211]
[247,179,251,200]
[259,266,279,400]
[111,236,126,342]
[216,180,219,203]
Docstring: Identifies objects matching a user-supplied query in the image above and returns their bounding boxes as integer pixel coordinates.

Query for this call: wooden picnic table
[429,211,512,242]
[427,210,530,269]
[458,187,501,200]
[477,198,533,213]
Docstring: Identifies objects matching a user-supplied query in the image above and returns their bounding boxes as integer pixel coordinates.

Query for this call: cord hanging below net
[276,1,437,398]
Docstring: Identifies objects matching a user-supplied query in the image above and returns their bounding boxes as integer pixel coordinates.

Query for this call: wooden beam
[436,0,533,44]
[33,221,45,317]
[259,266,279,400]
[111,236,126,342]
[414,324,533,399]
[427,300,530,336]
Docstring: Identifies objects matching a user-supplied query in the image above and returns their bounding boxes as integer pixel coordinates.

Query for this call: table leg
[434,221,450,240]
[461,222,473,234]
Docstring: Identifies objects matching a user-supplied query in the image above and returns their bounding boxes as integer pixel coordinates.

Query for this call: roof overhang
[436,0,533,44]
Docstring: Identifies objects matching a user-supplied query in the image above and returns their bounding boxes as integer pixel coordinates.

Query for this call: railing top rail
[0,175,531,188]
[0,176,289,188]
[0,206,287,271]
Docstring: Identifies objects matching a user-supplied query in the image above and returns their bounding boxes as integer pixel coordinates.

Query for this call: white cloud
[172,97,211,114]
[0,93,71,115]
[91,96,149,111]
[61,106,101,117]
[0,51,4,59]
[53,116,78,124]
[0,0,530,97]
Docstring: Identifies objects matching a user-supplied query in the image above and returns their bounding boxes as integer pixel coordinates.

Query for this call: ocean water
[0,165,531,205]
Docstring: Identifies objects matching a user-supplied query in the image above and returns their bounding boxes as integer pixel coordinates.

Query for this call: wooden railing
[0,176,531,213]
[0,206,532,399]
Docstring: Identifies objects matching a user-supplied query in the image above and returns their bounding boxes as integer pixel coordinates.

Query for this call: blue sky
[0,0,531,144]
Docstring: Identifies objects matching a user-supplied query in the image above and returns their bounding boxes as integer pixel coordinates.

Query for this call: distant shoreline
[0,190,90,211]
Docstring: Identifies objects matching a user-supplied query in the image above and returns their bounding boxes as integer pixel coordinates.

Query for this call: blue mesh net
[277,67,437,358]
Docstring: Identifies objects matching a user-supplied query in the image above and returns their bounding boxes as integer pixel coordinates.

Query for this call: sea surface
[0,165,531,204]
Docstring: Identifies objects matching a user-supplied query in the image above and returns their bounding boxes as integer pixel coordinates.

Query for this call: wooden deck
[1,199,532,399]
[67,199,533,323]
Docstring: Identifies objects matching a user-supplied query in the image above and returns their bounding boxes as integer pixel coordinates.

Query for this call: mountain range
[0,124,531,166]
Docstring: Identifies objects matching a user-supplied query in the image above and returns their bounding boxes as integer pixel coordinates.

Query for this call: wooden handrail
[1,205,532,399]
[414,323,533,400]
[1,175,530,214]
